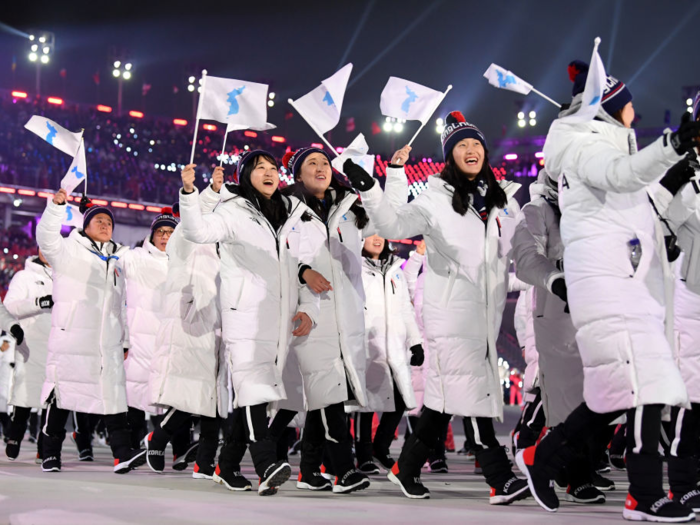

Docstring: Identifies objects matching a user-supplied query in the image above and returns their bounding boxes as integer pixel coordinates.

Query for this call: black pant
[218,408,251,474]
[513,389,546,450]
[127,407,147,449]
[407,409,449,462]
[42,391,134,461]
[355,380,407,451]
[666,403,700,495]
[463,416,501,451]
[8,406,44,453]
[304,402,355,477]
[152,408,220,468]
[71,411,97,452]
[219,403,276,478]
[0,412,10,437]
[268,408,298,461]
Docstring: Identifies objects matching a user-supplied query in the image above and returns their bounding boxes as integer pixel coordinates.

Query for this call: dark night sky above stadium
[1,0,698,156]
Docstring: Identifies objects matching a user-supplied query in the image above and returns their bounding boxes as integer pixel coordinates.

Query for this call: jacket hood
[25,255,52,276]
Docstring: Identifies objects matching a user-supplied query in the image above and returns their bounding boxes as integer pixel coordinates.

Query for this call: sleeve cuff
[546,271,565,293]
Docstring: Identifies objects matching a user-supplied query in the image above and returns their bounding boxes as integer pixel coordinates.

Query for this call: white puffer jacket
[402,251,426,417]
[361,255,422,412]
[149,187,226,417]
[360,172,521,420]
[122,237,168,413]
[0,303,17,413]
[37,199,129,415]
[662,164,700,402]
[544,111,688,413]
[4,257,53,409]
[514,287,538,394]
[179,187,319,409]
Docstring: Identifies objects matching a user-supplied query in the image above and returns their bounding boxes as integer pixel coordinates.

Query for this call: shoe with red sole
[333,468,371,494]
[113,449,147,474]
[192,461,215,480]
[258,461,291,496]
[489,476,531,505]
[387,462,429,499]
[212,465,252,491]
[297,471,333,491]
[172,441,199,471]
[623,494,695,522]
[143,432,166,473]
[515,447,558,512]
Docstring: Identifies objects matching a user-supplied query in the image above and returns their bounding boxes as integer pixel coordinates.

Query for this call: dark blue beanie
[283,147,333,178]
[440,111,487,161]
[568,60,633,117]
[236,149,278,182]
[82,204,114,230]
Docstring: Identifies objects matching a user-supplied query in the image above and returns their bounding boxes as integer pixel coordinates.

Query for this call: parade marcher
[355,234,423,474]
[516,63,700,522]
[36,190,147,473]
[122,206,177,448]
[147,168,229,482]
[344,111,529,504]
[178,150,320,496]
[3,249,52,461]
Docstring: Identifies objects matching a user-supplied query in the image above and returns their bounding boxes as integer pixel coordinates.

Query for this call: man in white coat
[516,65,700,522]
[4,249,52,461]
[36,190,147,473]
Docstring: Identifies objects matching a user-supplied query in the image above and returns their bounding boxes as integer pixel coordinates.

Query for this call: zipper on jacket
[337,226,344,243]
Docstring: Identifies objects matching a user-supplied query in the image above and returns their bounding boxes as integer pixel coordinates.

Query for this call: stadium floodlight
[269,92,276,100]
[112,56,133,116]
[529,119,537,127]
[30,44,38,52]
[529,110,536,119]
[42,46,50,54]
[114,61,121,68]
[39,36,46,43]
[28,52,38,62]
[29,34,35,41]
[40,55,49,64]
[113,69,120,77]
[517,111,525,120]
[28,30,55,95]
[122,71,131,80]
[125,63,132,71]
[383,121,393,132]
[187,84,195,92]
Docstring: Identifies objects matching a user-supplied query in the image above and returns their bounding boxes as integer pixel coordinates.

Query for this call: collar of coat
[141,236,168,259]
[73,229,127,259]
[427,175,521,206]
[364,254,403,275]
[26,256,53,278]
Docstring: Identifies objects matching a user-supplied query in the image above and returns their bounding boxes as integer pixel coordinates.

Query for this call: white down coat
[122,238,168,413]
[544,110,688,413]
[179,188,319,409]
[4,257,53,409]
[511,178,584,425]
[403,252,427,417]
[513,286,538,395]
[662,163,700,402]
[360,172,521,419]
[149,188,227,417]
[361,255,422,413]
[37,199,129,415]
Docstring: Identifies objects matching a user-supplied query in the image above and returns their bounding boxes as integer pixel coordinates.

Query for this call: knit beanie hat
[236,149,278,183]
[282,147,333,178]
[79,195,114,230]
[568,60,633,116]
[150,206,178,232]
[440,111,487,161]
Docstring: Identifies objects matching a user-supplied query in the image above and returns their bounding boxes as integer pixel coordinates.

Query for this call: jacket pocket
[441,267,457,307]
[54,301,77,331]
[224,277,249,311]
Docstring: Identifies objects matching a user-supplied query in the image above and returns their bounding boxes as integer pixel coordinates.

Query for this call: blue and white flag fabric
[331,133,374,175]
[380,77,443,125]
[561,38,606,124]
[24,116,82,157]
[483,64,533,95]
[227,121,277,133]
[199,75,269,130]
[60,140,87,194]
[291,63,353,134]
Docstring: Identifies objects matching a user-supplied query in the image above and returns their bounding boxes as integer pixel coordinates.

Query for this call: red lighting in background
[11,91,27,99]
[17,189,36,196]
[539,159,545,166]
[128,203,145,210]
[203,124,217,131]
[129,111,144,119]
[111,201,127,208]
[47,97,63,105]
[244,131,258,138]
[271,136,286,143]
[173,119,187,126]
[504,153,518,161]
[0,187,16,194]
[146,206,162,213]
[97,105,113,113]
[310,143,323,149]
[92,199,108,206]
[38,192,53,199]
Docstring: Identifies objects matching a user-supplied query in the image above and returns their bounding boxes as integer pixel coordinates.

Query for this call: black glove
[659,156,697,196]
[10,324,24,346]
[36,295,54,309]
[670,112,700,155]
[342,159,375,191]
[550,278,568,303]
[410,344,425,367]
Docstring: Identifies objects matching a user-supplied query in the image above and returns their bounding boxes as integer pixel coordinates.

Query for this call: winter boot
[297,441,332,491]
[144,430,168,473]
[515,425,577,512]
[355,440,379,475]
[388,434,431,499]
[192,430,219,480]
[564,454,606,504]
[41,431,64,473]
[213,464,253,491]
[477,446,530,505]
[623,453,695,522]
[250,438,290,496]
[110,428,146,474]
[668,456,700,513]
[5,439,20,461]
[172,441,199,471]
[428,458,449,473]
[327,438,370,494]
[71,430,94,462]
[333,468,371,494]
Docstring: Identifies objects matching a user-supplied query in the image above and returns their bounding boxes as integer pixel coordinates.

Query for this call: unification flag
[24,116,82,157]
[331,133,374,176]
[60,140,87,194]
[291,63,353,134]
[380,77,443,124]
[560,38,606,123]
[483,64,533,95]
[198,75,269,130]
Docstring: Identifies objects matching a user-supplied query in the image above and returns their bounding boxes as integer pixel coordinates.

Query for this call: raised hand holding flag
[331,134,374,176]
[24,116,83,157]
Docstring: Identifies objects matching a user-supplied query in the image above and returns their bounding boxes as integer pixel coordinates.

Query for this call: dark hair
[361,238,396,260]
[233,153,289,231]
[283,170,369,229]
[440,150,507,215]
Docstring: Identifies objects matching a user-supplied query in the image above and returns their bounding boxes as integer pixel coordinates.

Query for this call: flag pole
[406,84,453,147]
[530,87,561,108]
[189,70,207,165]
[80,138,88,196]
[287,98,340,157]
[219,130,228,167]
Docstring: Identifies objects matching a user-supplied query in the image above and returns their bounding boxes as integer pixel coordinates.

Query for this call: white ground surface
[0,407,635,525]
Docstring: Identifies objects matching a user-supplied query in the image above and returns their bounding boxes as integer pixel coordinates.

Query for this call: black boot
[355,440,379,474]
[297,440,332,491]
[213,440,252,491]
[250,438,291,496]
[388,434,431,499]
[111,428,146,474]
[564,453,605,504]
[477,446,530,505]
[372,429,396,470]
[327,438,370,494]
[668,456,700,513]
[515,425,577,512]
[41,433,64,472]
[72,429,94,462]
[623,453,694,522]
[192,433,219,480]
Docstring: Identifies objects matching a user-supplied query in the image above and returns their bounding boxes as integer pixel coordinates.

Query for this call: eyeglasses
[154,228,174,237]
